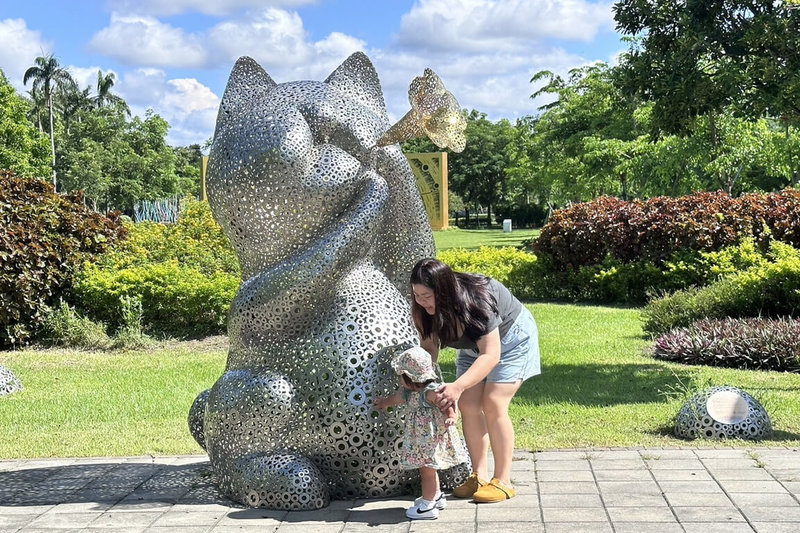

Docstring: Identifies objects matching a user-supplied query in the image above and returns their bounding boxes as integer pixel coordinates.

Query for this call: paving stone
[751,522,800,533]
[682,523,756,533]
[476,503,541,522]
[536,469,594,482]
[543,523,612,532]
[612,523,683,533]
[718,479,789,493]
[650,469,712,482]
[538,481,598,494]
[542,507,609,522]
[606,506,676,522]
[340,523,409,533]
[709,467,774,480]
[728,491,799,507]
[645,459,706,470]
[593,469,652,481]
[739,505,800,522]
[671,506,745,522]
[534,460,591,471]
[539,493,602,508]
[591,459,648,470]
[597,481,663,496]
[657,480,723,493]
[601,493,669,507]
[663,492,736,507]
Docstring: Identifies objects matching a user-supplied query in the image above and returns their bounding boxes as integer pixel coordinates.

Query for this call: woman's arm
[434,328,501,409]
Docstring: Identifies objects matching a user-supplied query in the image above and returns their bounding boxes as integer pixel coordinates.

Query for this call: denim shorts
[456,307,541,383]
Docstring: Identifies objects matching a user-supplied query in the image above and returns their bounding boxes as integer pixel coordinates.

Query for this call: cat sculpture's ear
[218,56,277,118]
[325,52,388,120]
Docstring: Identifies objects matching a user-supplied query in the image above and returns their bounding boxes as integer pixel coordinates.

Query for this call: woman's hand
[434,381,464,412]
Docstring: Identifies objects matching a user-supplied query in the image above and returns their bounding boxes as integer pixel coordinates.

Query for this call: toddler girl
[374,346,469,520]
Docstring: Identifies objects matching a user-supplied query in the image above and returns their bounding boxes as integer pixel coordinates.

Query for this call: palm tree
[26,85,47,133]
[94,69,130,115]
[58,83,92,134]
[23,54,76,187]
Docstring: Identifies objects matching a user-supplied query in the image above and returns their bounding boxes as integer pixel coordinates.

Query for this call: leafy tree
[23,54,76,187]
[614,0,800,182]
[0,70,51,178]
[173,144,203,196]
[57,106,180,213]
[452,111,516,226]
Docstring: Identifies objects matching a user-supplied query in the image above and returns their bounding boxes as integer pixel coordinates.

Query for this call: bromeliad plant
[652,317,800,373]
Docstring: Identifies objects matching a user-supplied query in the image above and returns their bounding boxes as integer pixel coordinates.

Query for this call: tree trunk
[48,92,56,188]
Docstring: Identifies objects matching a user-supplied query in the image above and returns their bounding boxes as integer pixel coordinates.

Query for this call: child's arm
[424,389,459,427]
[444,405,458,427]
[374,391,404,409]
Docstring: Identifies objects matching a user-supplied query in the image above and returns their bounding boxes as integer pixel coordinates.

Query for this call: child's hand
[444,416,457,427]
[373,396,391,410]
[374,392,403,410]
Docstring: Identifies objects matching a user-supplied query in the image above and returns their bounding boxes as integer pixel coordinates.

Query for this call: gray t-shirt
[445,278,522,351]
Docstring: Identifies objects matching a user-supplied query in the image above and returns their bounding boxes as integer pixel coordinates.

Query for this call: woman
[410,258,540,503]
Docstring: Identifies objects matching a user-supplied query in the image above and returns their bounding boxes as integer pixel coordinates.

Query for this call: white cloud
[0,18,52,91]
[163,78,220,119]
[88,13,208,68]
[107,0,316,17]
[119,71,219,146]
[207,7,311,66]
[396,0,614,52]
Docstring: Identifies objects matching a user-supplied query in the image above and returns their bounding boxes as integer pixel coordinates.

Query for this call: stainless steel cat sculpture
[189,52,467,510]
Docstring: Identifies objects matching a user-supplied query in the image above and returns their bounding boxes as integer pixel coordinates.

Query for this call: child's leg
[419,467,439,501]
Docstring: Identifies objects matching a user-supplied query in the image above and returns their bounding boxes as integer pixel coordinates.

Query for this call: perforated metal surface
[189,53,468,510]
[675,385,772,440]
[0,365,21,396]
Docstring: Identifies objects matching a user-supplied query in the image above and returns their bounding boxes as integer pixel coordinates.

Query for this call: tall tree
[93,69,130,115]
[614,0,800,131]
[23,54,76,187]
[0,69,51,178]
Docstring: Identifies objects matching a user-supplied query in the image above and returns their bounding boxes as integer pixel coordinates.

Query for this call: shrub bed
[642,240,800,335]
[528,189,800,302]
[0,170,125,347]
[652,317,800,372]
[437,246,538,300]
[71,198,240,337]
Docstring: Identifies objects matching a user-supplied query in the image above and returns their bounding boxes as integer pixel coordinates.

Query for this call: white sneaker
[414,491,447,510]
[406,499,440,520]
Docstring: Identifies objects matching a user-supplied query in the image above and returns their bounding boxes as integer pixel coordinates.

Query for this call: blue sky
[1,0,625,147]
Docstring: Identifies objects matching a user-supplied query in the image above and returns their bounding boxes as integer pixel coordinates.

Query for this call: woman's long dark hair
[410,258,497,346]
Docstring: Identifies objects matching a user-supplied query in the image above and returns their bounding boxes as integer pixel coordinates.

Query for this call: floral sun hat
[391,346,438,383]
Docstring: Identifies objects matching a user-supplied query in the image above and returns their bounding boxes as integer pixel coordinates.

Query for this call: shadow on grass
[440,360,690,407]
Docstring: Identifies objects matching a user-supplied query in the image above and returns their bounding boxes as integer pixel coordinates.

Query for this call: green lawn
[434,228,539,251]
[1,303,797,458]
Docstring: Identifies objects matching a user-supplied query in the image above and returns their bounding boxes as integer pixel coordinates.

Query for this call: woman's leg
[482,381,522,485]
[419,466,439,501]
[458,381,489,479]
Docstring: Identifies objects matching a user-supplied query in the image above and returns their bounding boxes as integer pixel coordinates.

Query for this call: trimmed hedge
[71,198,240,336]
[0,170,125,346]
[642,240,800,335]
[533,189,800,270]
[437,246,537,299]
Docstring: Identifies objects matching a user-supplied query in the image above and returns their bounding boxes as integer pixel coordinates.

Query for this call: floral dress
[400,382,469,470]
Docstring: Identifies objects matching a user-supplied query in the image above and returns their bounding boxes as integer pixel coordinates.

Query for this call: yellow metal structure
[406,152,449,230]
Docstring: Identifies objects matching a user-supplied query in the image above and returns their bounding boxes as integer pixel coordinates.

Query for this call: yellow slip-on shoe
[472,478,516,503]
[451,472,488,498]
